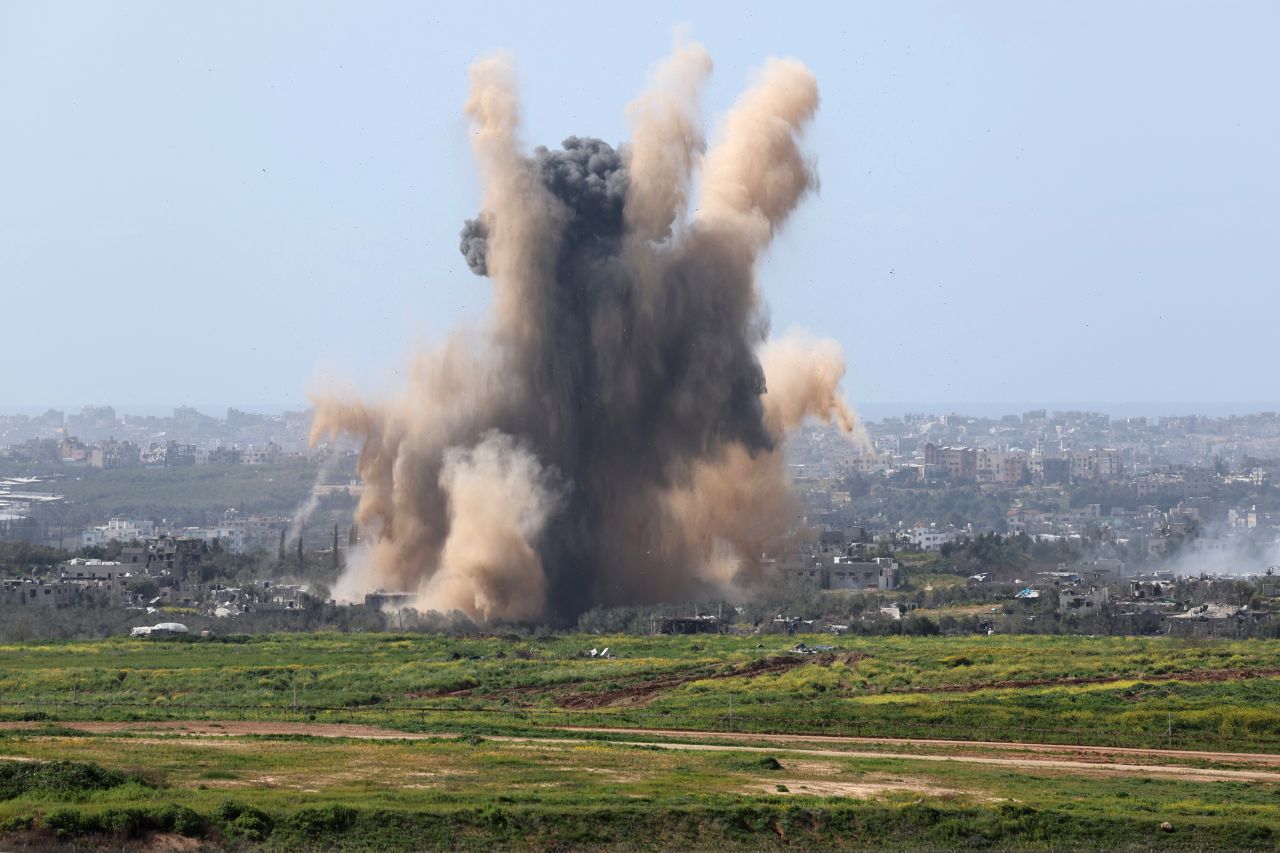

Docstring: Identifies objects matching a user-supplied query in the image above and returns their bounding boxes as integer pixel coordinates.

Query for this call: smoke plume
[312,44,866,623]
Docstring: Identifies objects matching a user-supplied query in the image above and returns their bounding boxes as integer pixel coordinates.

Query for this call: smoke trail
[313,43,864,623]
[285,447,341,549]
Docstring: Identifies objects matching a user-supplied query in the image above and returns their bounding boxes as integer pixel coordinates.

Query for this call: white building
[80,517,156,547]
[60,558,125,582]
[907,526,959,551]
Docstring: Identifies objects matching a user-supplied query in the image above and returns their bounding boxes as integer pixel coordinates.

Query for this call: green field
[4,633,1279,750]
[22,460,353,529]
[2,633,1280,850]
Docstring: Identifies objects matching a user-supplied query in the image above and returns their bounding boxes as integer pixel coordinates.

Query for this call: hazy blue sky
[2,2,1276,414]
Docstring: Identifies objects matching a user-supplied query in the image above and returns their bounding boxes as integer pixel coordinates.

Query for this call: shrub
[98,808,149,836]
[228,810,273,841]
[0,759,130,800]
[42,808,87,837]
[153,803,206,837]
[39,804,205,840]
[0,815,32,832]
[217,799,275,841]
[289,804,358,836]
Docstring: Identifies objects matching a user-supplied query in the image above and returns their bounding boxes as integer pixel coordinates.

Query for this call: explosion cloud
[313,43,866,623]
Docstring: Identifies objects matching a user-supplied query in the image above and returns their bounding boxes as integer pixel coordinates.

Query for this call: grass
[3,633,1280,751]
[3,633,1280,848]
[0,731,1277,850]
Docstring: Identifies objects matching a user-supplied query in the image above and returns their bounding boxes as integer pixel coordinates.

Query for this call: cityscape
[3,404,1278,642]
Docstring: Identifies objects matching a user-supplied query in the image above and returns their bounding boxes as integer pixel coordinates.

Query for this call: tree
[332,524,340,572]
[348,523,358,547]
[296,530,304,570]
[277,529,286,567]
[126,577,159,600]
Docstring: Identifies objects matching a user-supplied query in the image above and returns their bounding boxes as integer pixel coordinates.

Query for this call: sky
[2,2,1277,416]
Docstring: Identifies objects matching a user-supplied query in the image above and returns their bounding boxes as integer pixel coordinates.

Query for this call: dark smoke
[313,44,865,623]
[459,217,489,276]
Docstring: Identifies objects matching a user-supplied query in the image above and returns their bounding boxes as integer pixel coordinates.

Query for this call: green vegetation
[49,461,325,527]
[847,483,1012,533]
[2,633,1280,849]
[4,458,358,532]
[0,759,143,801]
[1,731,1279,851]
[2,633,1280,750]
[936,532,1080,573]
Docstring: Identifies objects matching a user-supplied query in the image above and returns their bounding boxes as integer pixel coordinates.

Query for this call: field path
[556,725,1280,766]
[4,720,1280,783]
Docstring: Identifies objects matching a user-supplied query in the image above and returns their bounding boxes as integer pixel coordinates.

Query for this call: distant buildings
[2,578,80,607]
[976,450,1027,486]
[365,590,416,610]
[908,526,958,551]
[921,442,1121,487]
[142,440,198,467]
[60,558,127,592]
[81,518,156,548]
[829,558,900,590]
[1058,586,1109,615]
[242,442,283,465]
[1071,448,1123,481]
[0,405,315,471]
[1166,603,1260,638]
[781,556,900,591]
[69,511,290,556]
[90,438,139,469]
[924,444,976,482]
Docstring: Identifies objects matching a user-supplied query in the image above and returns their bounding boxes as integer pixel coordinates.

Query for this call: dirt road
[556,725,1280,766]
[4,719,1279,783]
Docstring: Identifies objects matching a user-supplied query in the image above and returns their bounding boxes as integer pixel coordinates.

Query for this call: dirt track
[556,725,1280,766]
[901,666,1280,694]
[4,720,1279,783]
